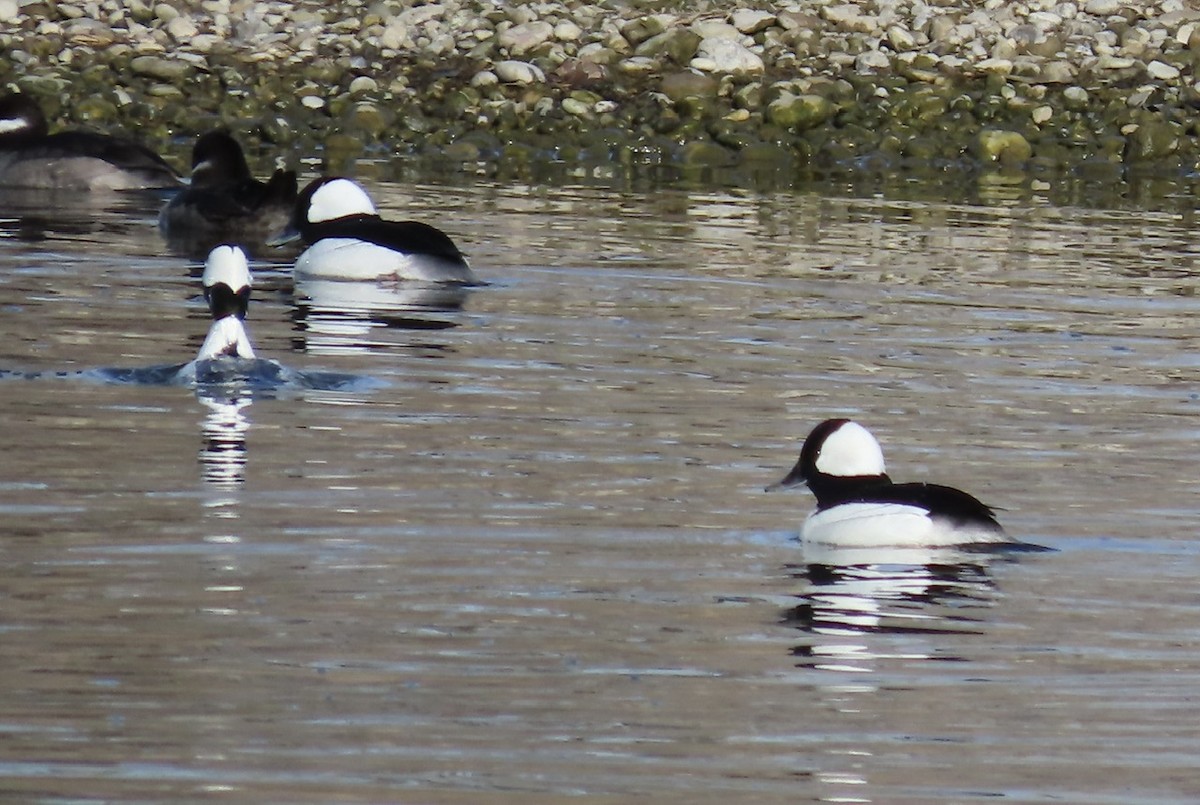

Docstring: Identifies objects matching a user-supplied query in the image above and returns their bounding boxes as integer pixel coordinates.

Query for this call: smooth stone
[616,57,659,77]
[561,97,590,116]
[887,25,916,51]
[554,20,582,41]
[498,20,553,54]
[165,13,198,41]
[691,37,764,75]
[1147,60,1181,80]
[129,55,192,81]
[976,58,1014,74]
[635,28,702,63]
[494,59,545,84]
[978,129,1032,164]
[660,71,718,102]
[1063,86,1089,109]
[856,50,890,71]
[1084,0,1122,14]
[1125,120,1180,161]
[1038,61,1077,83]
[731,9,776,35]
[0,0,18,23]
[471,70,499,88]
[691,20,741,41]
[349,76,379,95]
[767,92,834,130]
[621,15,670,45]
[1032,105,1053,124]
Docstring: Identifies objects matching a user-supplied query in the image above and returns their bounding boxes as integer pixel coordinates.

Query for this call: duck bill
[765,462,807,492]
[266,224,301,248]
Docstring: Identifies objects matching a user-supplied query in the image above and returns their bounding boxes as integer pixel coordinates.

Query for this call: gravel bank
[3,0,1200,176]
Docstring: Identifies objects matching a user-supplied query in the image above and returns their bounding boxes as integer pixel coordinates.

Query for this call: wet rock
[1125,119,1180,162]
[660,71,719,103]
[691,37,764,75]
[635,28,702,64]
[767,92,834,131]
[130,55,192,81]
[978,129,1032,165]
[621,15,670,46]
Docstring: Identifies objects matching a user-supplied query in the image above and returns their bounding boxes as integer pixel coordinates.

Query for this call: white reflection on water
[197,389,252,489]
[782,545,1017,673]
[291,276,469,355]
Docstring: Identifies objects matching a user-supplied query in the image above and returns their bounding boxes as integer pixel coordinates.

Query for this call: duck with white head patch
[159,130,297,254]
[770,418,1015,548]
[197,244,256,360]
[270,177,479,285]
[0,92,180,190]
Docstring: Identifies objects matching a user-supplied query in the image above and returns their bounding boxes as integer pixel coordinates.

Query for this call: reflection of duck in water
[271,177,481,285]
[197,389,252,488]
[769,418,1017,548]
[782,555,1001,672]
[0,91,180,190]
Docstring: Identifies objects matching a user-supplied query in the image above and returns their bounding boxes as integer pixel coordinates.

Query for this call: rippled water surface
[2,168,1200,803]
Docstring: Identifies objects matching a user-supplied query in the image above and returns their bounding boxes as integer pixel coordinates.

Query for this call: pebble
[494,59,545,85]
[7,0,1200,174]
[692,37,764,75]
[1146,60,1181,80]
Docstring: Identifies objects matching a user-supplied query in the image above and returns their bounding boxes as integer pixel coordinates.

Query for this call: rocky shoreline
[3,0,1200,178]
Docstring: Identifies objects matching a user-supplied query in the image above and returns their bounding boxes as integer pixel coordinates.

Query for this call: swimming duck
[0,92,180,190]
[271,177,479,284]
[159,129,297,254]
[771,418,1011,547]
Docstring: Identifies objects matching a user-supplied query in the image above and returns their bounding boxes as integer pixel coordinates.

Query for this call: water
[1,167,1199,803]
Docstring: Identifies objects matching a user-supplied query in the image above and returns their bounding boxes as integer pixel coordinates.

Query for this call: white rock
[561,97,590,116]
[886,25,915,50]
[1032,105,1053,123]
[470,70,498,88]
[691,36,764,75]
[856,50,890,71]
[1146,60,1181,80]
[166,13,198,42]
[0,0,19,23]
[498,20,553,54]
[349,76,378,94]
[976,57,1014,74]
[1064,86,1089,103]
[1084,0,1122,14]
[554,20,582,41]
[691,20,741,41]
[301,95,325,110]
[380,20,408,49]
[730,9,775,34]
[494,59,544,84]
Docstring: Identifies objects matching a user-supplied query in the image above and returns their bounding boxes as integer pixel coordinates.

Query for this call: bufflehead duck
[770,418,1010,547]
[271,177,479,284]
[197,244,256,360]
[0,92,180,190]
[159,130,297,254]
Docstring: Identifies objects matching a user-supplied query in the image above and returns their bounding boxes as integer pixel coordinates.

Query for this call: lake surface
[1,164,1199,803]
